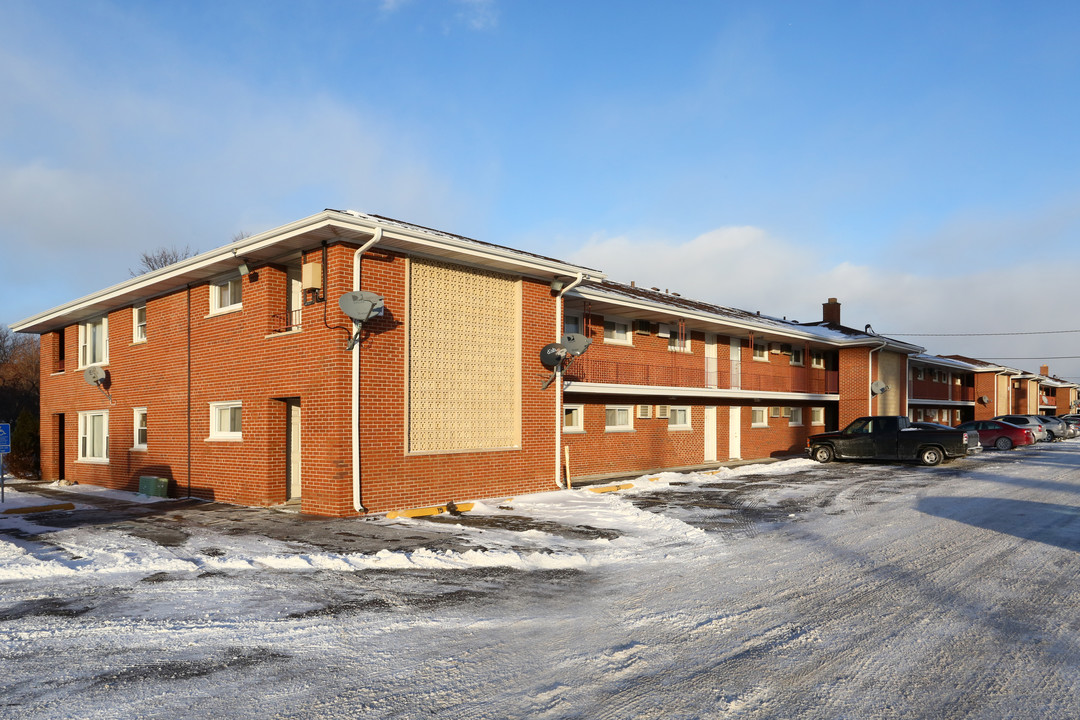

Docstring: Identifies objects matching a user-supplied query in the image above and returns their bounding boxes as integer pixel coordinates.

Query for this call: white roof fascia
[563,382,837,402]
[909,354,982,372]
[571,285,920,351]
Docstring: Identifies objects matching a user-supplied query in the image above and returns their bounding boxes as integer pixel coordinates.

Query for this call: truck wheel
[994,436,1013,451]
[919,446,944,466]
[811,445,834,463]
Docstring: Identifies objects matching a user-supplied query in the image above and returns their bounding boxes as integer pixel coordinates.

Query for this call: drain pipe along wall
[555,273,586,488]
[352,227,383,513]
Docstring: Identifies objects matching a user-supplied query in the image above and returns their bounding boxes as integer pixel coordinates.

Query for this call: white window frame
[563,313,582,337]
[811,407,825,426]
[811,350,825,369]
[668,406,691,430]
[132,305,147,343]
[602,317,633,346]
[660,324,692,353]
[563,404,584,433]
[915,367,925,381]
[209,401,243,440]
[753,341,768,362]
[604,405,634,432]
[789,407,804,426]
[210,276,244,315]
[132,407,148,451]
[751,407,768,428]
[78,410,109,463]
[78,316,109,368]
[790,348,804,366]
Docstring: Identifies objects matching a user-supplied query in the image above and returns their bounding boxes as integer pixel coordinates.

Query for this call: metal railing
[269,308,303,333]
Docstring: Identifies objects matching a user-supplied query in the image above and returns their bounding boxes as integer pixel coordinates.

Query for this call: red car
[955,420,1035,450]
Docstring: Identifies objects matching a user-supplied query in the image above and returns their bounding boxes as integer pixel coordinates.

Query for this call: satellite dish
[870,380,890,396]
[338,291,385,323]
[978,395,990,404]
[83,366,106,386]
[540,343,567,369]
[560,334,593,357]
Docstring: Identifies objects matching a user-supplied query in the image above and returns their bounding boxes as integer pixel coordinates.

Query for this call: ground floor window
[563,404,584,432]
[811,407,825,426]
[789,407,803,426]
[210,401,242,440]
[668,406,691,430]
[605,405,634,432]
[133,407,147,450]
[78,410,109,461]
[751,407,768,427]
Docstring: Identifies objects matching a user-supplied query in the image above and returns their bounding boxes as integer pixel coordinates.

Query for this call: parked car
[1035,415,1069,442]
[955,420,1035,450]
[807,416,970,466]
[1062,418,1080,438]
[992,415,1049,443]
[912,422,981,453]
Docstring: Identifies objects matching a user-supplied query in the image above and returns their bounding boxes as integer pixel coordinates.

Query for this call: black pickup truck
[806,416,970,466]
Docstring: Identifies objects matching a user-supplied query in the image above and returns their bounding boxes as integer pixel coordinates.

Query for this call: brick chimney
[822,298,841,325]
[1040,364,1049,377]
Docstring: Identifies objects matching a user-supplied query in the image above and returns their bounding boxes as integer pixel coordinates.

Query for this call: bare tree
[129,245,198,277]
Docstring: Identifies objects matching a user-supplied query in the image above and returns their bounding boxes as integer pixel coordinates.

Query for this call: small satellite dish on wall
[83,366,106,386]
[338,291,385,323]
[978,395,990,404]
[870,380,890,396]
[560,334,593,357]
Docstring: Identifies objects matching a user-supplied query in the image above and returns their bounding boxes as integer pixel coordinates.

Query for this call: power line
[882,329,1080,337]
[981,356,1080,360]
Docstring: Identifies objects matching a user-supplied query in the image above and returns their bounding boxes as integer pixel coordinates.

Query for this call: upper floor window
[603,318,632,345]
[133,305,147,343]
[211,276,243,314]
[914,367,925,381]
[811,350,825,369]
[752,342,768,361]
[564,314,582,336]
[790,348,804,366]
[79,316,108,367]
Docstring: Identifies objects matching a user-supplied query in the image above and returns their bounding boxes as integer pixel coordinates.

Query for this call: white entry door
[728,406,742,459]
[730,337,742,389]
[286,399,302,500]
[704,406,717,463]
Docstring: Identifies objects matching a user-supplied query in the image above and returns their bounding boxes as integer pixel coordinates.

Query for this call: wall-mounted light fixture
[238,259,250,276]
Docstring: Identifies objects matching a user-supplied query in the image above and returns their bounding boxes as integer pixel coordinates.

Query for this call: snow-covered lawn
[4,443,1080,719]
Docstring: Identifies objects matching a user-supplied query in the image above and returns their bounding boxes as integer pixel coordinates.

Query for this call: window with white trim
[78,316,108,367]
[563,404,584,433]
[811,350,825,369]
[790,348,804,366]
[811,407,825,426]
[133,305,147,343]
[915,367,925,380]
[604,405,634,431]
[751,407,768,427]
[789,407,803,426]
[668,406,691,430]
[753,342,768,361]
[211,276,243,314]
[209,401,243,440]
[603,318,632,345]
[564,314,582,336]
[133,408,147,450]
[78,410,109,462]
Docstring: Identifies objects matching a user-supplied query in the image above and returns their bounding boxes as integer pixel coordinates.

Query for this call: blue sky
[3,0,1080,380]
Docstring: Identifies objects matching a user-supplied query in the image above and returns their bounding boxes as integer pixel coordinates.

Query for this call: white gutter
[554,273,586,488]
[352,227,383,513]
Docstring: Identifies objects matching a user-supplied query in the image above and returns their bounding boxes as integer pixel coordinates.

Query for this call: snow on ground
[4,445,1080,718]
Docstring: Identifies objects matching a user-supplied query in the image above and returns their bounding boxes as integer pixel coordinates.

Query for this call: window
[211,276,243,313]
[811,407,825,426]
[564,314,582,336]
[789,407,803,426]
[790,348,804,366]
[563,404,584,433]
[78,411,109,462]
[133,305,147,343]
[770,406,781,418]
[753,342,768,361]
[604,405,634,431]
[811,351,825,369]
[751,407,768,427]
[603,318,631,345]
[133,408,147,450]
[915,367,924,380]
[668,333,691,353]
[210,401,242,440]
[668,406,691,430]
[79,316,108,367]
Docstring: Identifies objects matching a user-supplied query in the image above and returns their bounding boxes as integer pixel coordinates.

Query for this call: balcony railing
[269,308,303,334]
[565,353,839,394]
[910,380,975,402]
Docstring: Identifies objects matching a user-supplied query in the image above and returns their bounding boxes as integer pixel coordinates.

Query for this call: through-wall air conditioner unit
[769,343,782,355]
[637,404,652,419]
[782,407,792,418]
[633,320,651,336]
[656,405,671,419]
[770,406,781,418]
[780,344,793,356]
[656,324,670,339]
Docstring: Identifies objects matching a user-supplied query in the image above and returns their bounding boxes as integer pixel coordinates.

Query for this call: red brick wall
[839,347,870,426]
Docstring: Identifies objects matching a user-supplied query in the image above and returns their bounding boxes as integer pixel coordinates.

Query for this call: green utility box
[138,476,169,498]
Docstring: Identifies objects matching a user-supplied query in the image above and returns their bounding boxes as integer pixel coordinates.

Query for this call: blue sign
[0,423,9,454]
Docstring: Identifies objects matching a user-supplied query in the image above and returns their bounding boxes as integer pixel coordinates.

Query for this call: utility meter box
[302,262,323,290]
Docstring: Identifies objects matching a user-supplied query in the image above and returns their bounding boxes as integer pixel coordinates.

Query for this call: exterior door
[728,406,742,459]
[56,413,66,481]
[730,337,742,390]
[705,334,718,388]
[286,399,301,500]
[704,406,717,463]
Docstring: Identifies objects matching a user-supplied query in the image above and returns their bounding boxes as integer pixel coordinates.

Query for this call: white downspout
[867,339,888,415]
[352,227,383,513]
[554,273,586,488]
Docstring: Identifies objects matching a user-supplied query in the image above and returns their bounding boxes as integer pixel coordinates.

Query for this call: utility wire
[981,356,1080,360]
[882,329,1080,337]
